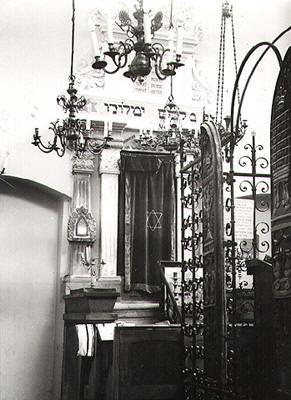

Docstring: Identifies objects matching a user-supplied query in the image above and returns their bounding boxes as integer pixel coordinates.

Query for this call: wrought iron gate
[180,117,271,400]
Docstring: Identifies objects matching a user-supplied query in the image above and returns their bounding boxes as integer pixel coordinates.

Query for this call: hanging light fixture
[137,77,199,152]
[32,0,112,157]
[215,0,248,147]
[91,0,184,83]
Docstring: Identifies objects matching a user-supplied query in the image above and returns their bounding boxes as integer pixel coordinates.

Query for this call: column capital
[99,148,120,175]
[72,151,95,175]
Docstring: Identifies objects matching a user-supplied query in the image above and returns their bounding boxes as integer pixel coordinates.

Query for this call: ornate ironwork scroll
[179,134,203,400]
[200,120,227,387]
[179,111,271,399]
[180,120,229,400]
[224,130,271,399]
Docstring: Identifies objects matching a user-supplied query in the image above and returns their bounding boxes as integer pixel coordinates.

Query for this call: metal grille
[179,119,270,400]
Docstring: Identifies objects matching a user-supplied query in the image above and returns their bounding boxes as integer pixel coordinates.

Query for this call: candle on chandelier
[107,13,114,44]
[88,18,100,56]
[176,25,183,56]
[85,246,90,263]
[144,13,151,44]
[107,120,113,135]
[104,120,108,137]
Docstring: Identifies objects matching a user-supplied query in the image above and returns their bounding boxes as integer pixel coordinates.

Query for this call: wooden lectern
[61,288,118,400]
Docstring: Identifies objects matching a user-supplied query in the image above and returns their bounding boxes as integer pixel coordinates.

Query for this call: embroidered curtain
[118,151,176,293]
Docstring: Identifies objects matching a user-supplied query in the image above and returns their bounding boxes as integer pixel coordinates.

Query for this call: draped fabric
[119,151,176,293]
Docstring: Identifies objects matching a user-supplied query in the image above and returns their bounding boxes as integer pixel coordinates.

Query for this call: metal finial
[222,1,232,18]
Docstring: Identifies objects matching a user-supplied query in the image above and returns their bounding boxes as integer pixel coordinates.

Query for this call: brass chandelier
[137,77,198,152]
[91,0,184,83]
[32,0,112,157]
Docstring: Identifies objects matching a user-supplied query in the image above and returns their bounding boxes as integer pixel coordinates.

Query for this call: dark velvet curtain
[118,151,176,293]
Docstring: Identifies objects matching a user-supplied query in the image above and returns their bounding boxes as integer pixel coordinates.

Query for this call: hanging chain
[231,8,242,125]
[216,1,241,126]
[215,10,225,123]
[170,75,173,99]
[220,17,226,125]
[70,0,75,79]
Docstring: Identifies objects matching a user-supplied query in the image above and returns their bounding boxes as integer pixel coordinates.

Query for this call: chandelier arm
[123,38,135,54]
[104,41,131,73]
[55,146,66,157]
[116,40,133,67]
[104,61,125,74]
[152,45,168,80]
[152,44,178,80]
[152,42,165,56]
[32,129,62,154]
[57,127,67,150]
[34,141,57,154]
[54,121,72,155]
[116,54,128,69]
[154,62,168,80]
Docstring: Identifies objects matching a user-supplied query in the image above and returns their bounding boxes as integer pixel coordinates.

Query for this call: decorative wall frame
[67,205,97,243]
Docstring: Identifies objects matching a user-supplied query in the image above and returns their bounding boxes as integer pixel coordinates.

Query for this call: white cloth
[96,323,116,341]
[96,322,136,341]
[75,324,95,357]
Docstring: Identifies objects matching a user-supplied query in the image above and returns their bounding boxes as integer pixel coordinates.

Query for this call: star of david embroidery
[146,210,163,231]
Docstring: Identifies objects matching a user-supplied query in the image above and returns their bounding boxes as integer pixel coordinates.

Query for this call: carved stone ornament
[72,151,95,174]
[99,149,120,175]
[190,56,213,105]
[67,206,97,243]
[76,59,105,91]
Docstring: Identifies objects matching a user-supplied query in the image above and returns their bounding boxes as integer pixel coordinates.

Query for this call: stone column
[66,152,97,284]
[99,148,120,277]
